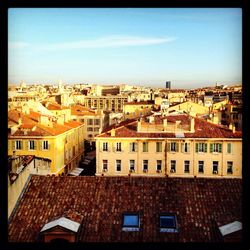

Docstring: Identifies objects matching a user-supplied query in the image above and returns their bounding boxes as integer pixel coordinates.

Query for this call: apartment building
[123,101,155,120]
[83,95,127,112]
[96,114,242,178]
[71,104,109,148]
[8,109,84,175]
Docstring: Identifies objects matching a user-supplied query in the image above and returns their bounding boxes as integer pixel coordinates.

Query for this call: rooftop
[98,114,241,139]
[9,176,242,242]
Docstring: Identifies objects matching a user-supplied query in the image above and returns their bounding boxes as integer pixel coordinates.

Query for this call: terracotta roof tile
[8,176,242,242]
[98,115,241,139]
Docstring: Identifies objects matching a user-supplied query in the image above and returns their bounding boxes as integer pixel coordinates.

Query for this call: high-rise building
[166,81,171,89]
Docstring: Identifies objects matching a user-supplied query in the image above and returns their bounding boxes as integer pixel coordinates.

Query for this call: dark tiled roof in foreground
[8,176,241,242]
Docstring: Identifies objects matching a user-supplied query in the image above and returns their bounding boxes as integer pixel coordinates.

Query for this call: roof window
[159,214,178,233]
[122,213,140,231]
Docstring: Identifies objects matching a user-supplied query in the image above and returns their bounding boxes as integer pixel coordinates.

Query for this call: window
[94,127,99,132]
[227,143,232,154]
[159,214,178,233]
[156,142,162,152]
[198,161,204,173]
[210,143,222,153]
[43,141,49,150]
[156,160,162,172]
[116,142,122,152]
[212,161,218,174]
[184,160,190,173]
[102,160,108,172]
[28,140,35,150]
[15,140,22,150]
[170,160,176,173]
[195,143,207,153]
[116,160,121,172]
[129,160,135,172]
[87,119,93,125]
[87,127,93,131]
[168,142,178,152]
[94,119,100,125]
[130,142,137,152]
[142,142,148,152]
[181,142,190,153]
[143,160,148,172]
[103,142,108,151]
[122,213,140,231]
[227,161,233,174]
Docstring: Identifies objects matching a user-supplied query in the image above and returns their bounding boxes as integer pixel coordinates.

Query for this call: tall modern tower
[166,81,171,89]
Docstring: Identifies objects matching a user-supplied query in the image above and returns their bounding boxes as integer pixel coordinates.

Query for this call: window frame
[198,161,204,173]
[184,160,190,173]
[102,142,108,152]
[129,160,135,172]
[170,160,176,173]
[130,142,137,152]
[159,213,178,233]
[143,159,148,172]
[156,142,162,153]
[43,140,49,150]
[142,142,149,152]
[122,213,140,232]
[227,161,233,174]
[15,140,22,150]
[116,159,122,172]
[102,159,108,172]
[156,160,162,172]
[116,142,122,152]
[212,161,219,174]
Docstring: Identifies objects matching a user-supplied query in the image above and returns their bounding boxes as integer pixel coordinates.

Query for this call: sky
[8,8,242,89]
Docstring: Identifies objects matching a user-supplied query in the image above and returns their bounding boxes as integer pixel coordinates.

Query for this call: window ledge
[122,227,140,232]
[160,228,178,233]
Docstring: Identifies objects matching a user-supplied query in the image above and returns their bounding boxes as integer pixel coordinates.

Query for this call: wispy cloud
[8,42,30,49]
[39,35,178,50]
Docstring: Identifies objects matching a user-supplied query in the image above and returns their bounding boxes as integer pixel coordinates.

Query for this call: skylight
[122,213,140,231]
[159,214,178,233]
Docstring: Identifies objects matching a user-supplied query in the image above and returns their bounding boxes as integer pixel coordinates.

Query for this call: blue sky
[8,8,242,88]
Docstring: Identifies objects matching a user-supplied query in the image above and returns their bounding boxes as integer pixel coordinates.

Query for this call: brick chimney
[190,117,195,133]
[163,119,168,131]
[111,128,115,136]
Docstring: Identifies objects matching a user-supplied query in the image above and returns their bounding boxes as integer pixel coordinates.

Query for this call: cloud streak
[40,35,177,50]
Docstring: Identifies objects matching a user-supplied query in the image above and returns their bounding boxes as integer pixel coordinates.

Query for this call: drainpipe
[164,139,168,177]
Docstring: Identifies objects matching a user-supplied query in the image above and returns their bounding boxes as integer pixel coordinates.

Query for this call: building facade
[96,114,242,178]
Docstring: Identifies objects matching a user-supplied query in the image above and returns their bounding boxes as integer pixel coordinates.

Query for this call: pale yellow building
[8,109,84,175]
[123,101,155,120]
[96,114,242,178]
[167,101,210,117]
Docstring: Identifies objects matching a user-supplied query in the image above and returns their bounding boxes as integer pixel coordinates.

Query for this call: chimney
[149,116,154,123]
[111,128,115,136]
[190,117,195,133]
[137,120,141,132]
[163,119,168,131]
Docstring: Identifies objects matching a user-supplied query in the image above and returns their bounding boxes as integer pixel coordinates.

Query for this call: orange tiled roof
[98,114,241,139]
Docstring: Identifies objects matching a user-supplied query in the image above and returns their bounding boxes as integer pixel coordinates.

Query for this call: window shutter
[135,143,138,152]
[167,143,170,152]
[48,142,50,150]
[181,143,184,153]
[40,141,43,150]
[210,143,213,153]
[20,141,23,150]
[12,141,15,151]
[218,143,222,153]
[204,143,207,152]
[100,143,103,152]
[34,141,37,150]
[187,143,190,153]
[26,140,29,150]
[176,143,179,152]
[195,143,198,152]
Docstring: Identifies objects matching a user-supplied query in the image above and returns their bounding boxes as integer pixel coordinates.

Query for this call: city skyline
[8,8,242,88]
